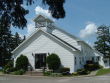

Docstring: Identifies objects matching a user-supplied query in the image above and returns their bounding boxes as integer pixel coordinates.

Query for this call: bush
[43,71,51,76]
[72,72,78,76]
[60,67,70,73]
[60,67,70,75]
[46,53,61,72]
[84,62,101,71]
[12,69,25,75]
[3,61,15,74]
[77,69,90,75]
[16,55,29,71]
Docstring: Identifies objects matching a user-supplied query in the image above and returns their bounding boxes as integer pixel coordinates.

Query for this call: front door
[35,53,46,69]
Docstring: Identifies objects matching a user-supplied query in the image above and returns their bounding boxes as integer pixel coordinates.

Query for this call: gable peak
[34,14,54,23]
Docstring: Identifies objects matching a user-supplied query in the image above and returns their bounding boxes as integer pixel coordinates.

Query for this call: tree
[46,53,61,72]
[11,32,23,50]
[16,55,29,70]
[94,25,110,57]
[42,0,65,18]
[0,30,25,67]
[14,32,22,46]
[0,26,12,67]
[0,0,65,30]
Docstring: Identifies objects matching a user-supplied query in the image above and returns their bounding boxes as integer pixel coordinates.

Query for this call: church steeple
[34,15,54,28]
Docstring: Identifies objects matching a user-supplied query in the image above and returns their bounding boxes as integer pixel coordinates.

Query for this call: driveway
[0,75,110,83]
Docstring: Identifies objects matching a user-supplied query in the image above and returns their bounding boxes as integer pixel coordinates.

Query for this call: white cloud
[19,33,24,39]
[86,41,93,47]
[27,22,36,37]
[26,6,55,37]
[35,6,55,21]
[79,22,97,39]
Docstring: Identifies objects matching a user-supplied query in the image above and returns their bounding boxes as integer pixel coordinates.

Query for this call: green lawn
[96,69,110,76]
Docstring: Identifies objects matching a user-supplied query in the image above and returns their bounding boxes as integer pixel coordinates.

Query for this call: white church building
[12,15,108,73]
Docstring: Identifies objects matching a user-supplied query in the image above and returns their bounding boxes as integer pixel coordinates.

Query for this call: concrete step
[89,70,98,76]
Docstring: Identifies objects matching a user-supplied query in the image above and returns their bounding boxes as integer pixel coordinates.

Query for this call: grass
[96,69,110,76]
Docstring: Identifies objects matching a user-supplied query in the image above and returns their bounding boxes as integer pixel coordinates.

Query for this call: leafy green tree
[46,53,61,72]
[16,55,29,70]
[0,30,24,67]
[11,32,23,50]
[0,0,65,30]
[14,32,22,46]
[42,0,65,18]
[94,25,110,57]
[0,27,12,67]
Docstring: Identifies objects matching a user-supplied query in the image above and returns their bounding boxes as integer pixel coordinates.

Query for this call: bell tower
[34,15,54,28]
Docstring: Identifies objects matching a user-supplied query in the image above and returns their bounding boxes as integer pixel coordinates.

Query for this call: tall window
[80,57,82,64]
[75,57,77,65]
[82,57,84,62]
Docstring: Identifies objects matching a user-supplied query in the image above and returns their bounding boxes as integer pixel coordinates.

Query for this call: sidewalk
[0,70,99,78]
[89,70,98,76]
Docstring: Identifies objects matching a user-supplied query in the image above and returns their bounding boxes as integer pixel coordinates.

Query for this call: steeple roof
[33,14,54,23]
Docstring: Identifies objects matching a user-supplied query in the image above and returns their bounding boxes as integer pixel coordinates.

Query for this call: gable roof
[52,24,93,49]
[12,15,97,55]
[12,28,79,54]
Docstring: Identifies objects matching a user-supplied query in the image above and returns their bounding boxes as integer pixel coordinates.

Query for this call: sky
[11,0,110,46]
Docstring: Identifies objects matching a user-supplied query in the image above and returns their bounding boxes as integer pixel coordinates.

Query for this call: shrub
[77,69,90,75]
[60,67,70,75]
[3,61,15,74]
[60,67,70,73]
[72,72,78,76]
[16,55,29,71]
[12,69,26,75]
[43,71,51,76]
[84,62,101,71]
[46,53,61,72]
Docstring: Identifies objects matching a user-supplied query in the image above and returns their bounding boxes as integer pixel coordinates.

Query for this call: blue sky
[11,0,110,46]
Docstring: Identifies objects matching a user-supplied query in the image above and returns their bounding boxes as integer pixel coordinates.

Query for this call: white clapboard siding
[14,30,75,73]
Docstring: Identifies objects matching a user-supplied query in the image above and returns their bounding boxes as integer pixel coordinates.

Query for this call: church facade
[12,15,107,73]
